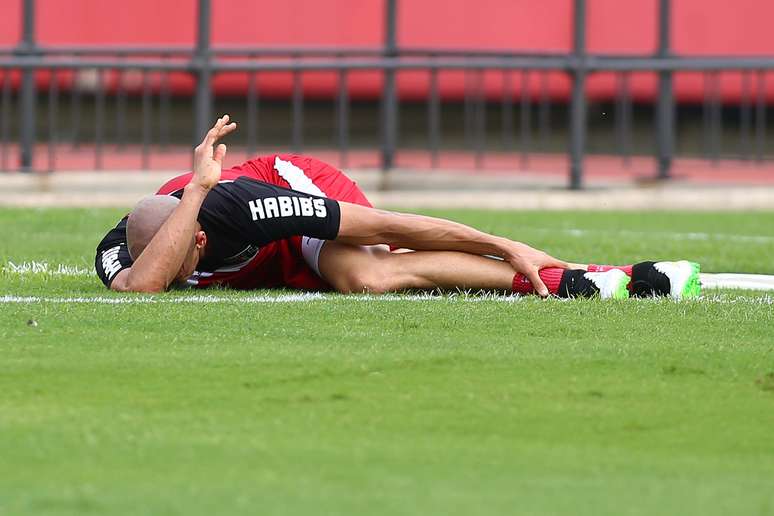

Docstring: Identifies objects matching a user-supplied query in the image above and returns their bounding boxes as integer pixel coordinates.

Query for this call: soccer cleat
[654,260,702,299]
[584,269,631,299]
[630,260,701,299]
[557,268,631,299]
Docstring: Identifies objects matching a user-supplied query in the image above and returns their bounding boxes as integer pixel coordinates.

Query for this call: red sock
[511,268,565,295]
[587,264,633,276]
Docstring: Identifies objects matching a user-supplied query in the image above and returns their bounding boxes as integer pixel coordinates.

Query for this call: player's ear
[195,230,207,250]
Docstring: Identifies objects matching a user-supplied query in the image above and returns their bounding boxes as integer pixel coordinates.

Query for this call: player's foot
[631,260,701,299]
[558,268,631,299]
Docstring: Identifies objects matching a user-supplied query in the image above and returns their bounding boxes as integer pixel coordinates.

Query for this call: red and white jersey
[95,154,372,291]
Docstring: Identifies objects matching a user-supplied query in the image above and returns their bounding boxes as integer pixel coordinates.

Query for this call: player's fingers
[214,115,230,136]
[218,122,237,138]
[213,143,227,164]
[525,267,549,297]
[202,116,225,147]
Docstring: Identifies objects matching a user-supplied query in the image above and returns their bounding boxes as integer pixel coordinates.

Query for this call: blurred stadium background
[1,0,774,198]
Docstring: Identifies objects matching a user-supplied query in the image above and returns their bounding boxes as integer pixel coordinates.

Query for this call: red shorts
[156,154,372,291]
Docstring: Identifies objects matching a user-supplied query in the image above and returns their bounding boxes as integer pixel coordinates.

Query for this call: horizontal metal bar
[0,56,572,72]
[3,55,774,73]
[9,44,765,63]
[0,45,572,58]
[0,58,193,70]
[0,45,188,55]
[196,56,774,72]
[400,48,572,58]
[587,56,774,71]
[210,57,575,71]
[0,45,385,56]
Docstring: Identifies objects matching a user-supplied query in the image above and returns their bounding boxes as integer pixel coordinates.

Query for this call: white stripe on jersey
[274,156,327,198]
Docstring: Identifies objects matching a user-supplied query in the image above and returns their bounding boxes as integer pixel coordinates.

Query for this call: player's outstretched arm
[112,115,236,292]
[335,202,568,296]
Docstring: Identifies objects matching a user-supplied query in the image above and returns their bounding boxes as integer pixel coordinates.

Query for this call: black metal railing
[1,0,773,189]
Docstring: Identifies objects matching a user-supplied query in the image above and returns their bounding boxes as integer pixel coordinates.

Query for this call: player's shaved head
[127,195,181,259]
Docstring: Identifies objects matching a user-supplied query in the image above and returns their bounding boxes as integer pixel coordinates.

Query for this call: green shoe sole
[612,274,631,299]
[682,261,702,298]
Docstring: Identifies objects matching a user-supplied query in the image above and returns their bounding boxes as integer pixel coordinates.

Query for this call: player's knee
[323,247,402,294]
[336,267,394,294]
[346,271,389,294]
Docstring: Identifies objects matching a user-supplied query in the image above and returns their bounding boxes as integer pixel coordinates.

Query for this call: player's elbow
[125,280,166,293]
[103,268,164,293]
[122,275,167,293]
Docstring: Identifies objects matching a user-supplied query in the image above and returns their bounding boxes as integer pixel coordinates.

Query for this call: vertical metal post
[142,69,152,169]
[380,0,398,173]
[115,68,126,149]
[70,67,82,147]
[159,66,171,151]
[569,0,587,190]
[615,72,632,166]
[702,72,711,159]
[1,73,12,171]
[520,70,531,168]
[655,0,673,179]
[755,71,766,163]
[47,69,57,171]
[474,70,486,169]
[739,71,751,159]
[464,71,473,149]
[247,70,258,156]
[710,73,722,164]
[193,0,212,144]
[501,70,513,153]
[291,69,303,152]
[428,66,440,167]
[337,68,350,167]
[94,68,105,169]
[18,0,37,171]
[539,72,551,146]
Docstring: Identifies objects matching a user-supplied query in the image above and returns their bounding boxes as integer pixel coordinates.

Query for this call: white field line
[542,228,774,244]
[0,293,328,304]
[0,292,520,305]
[5,261,774,292]
[700,273,774,291]
[0,293,772,305]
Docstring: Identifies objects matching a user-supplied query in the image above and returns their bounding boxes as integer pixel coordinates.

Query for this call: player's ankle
[588,263,634,276]
[557,269,630,299]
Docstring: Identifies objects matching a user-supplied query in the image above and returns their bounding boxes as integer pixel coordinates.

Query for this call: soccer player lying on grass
[95,115,701,299]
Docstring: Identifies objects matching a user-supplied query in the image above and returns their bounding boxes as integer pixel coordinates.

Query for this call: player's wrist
[184,182,211,197]
[490,236,512,258]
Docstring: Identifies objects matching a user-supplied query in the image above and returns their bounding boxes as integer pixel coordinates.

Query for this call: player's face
[175,247,199,284]
[174,234,203,285]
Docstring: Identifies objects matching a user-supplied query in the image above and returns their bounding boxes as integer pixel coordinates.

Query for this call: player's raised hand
[504,241,570,297]
[192,115,238,191]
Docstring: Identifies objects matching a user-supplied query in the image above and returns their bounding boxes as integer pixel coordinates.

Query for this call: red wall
[2,0,773,102]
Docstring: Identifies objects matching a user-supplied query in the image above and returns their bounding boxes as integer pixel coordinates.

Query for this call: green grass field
[2,208,774,516]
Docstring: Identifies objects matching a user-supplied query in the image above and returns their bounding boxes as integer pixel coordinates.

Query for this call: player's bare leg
[319,242,517,292]
[317,242,630,298]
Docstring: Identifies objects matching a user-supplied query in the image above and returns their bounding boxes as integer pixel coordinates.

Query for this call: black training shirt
[95,177,341,287]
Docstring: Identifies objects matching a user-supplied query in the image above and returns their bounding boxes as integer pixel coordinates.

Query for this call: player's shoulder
[156,172,194,195]
[154,157,281,195]
[239,154,319,182]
